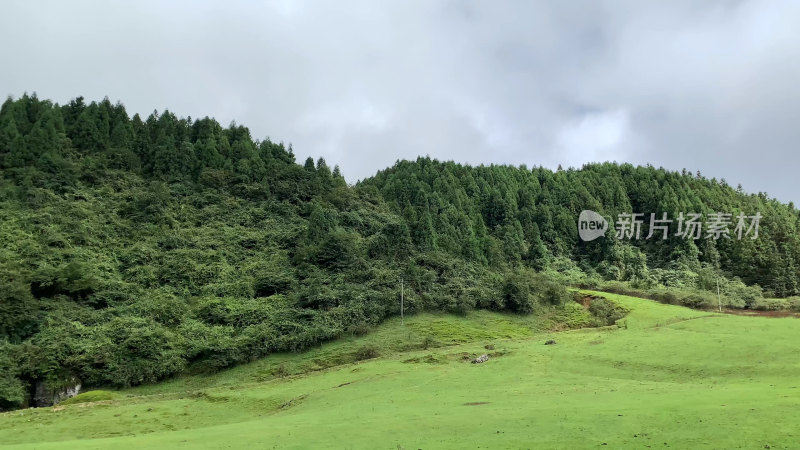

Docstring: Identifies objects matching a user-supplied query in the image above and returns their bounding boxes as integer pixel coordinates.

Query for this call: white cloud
[556,109,631,168]
[1,0,799,201]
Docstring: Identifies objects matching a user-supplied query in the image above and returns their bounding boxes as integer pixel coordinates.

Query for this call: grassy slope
[2,293,800,449]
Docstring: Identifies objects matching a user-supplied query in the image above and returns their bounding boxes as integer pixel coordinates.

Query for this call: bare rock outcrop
[471,354,489,364]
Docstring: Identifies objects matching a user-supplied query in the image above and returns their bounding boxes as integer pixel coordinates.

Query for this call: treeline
[1,93,798,410]
[362,158,800,297]
[0,94,573,409]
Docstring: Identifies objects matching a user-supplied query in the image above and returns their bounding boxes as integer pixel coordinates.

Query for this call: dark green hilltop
[1,94,798,410]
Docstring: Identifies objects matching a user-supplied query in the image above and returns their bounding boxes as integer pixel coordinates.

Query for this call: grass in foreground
[2,293,800,449]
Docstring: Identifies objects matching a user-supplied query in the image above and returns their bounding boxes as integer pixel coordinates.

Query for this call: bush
[502,272,534,314]
[128,290,189,326]
[534,275,572,306]
[750,298,790,311]
[353,345,380,361]
[595,281,739,310]
[0,265,41,342]
[588,298,630,326]
[473,272,504,311]
[554,301,593,329]
[178,320,243,371]
[195,297,232,325]
[248,256,295,297]
[346,322,371,337]
[442,280,477,315]
[721,277,762,308]
[78,317,187,387]
[681,292,713,309]
[539,256,590,285]
[0,341,26,410]
[228,295,291,328]
[420,335,440,350]
[58,390,118,405]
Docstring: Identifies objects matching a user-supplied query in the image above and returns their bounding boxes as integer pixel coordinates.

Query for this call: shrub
[0,265,40,342]
[649,288,678,305]
[540,256,590,285]
[681,292,713,309]
[595,281,740,311]
[534,276,572,306]
[58,390,118,405]
[420,335,440,350]
[724,280,762,308]
[178,320,243,371]
[248,256,295,297]
[195,297,232,325]
[750,298,790,311]
[79,317,187,387]
[473,273,504,311]
[0,341,25,410]
[128,290,189,326]
[353,345,380,361]
[502,272,534,314]
[199,280,255,299]
[589,298,630,326]
[346,322,371,337]
[271,363,290,378]
[555,301,593,329]
[443,287,476,315]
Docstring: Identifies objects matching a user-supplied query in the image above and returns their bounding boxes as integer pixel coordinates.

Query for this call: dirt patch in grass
[403,354,447,364]
[279,394,308,410]
[580,295,604,309]
[463,402,490,406]
[722,309,800,318]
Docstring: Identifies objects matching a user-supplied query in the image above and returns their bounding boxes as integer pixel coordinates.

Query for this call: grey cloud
[1,0,798,202]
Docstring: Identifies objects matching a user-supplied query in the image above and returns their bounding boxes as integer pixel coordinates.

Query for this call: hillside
[0,94,573,409]
[363,158,800,296]
[1,94,799,411]
[2,292,800,449]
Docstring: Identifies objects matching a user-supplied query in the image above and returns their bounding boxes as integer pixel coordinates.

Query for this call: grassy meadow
[2,292,799,449]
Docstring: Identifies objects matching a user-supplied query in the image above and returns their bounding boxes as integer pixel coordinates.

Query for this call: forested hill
[362,159,800,296]
[0,93,797,410]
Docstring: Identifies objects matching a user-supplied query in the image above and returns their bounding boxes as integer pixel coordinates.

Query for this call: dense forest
[364,158,800,297]
[1,94,798,410]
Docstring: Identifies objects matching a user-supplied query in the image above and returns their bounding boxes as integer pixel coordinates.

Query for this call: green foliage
[7,294,800,448]
[588,298,630,326]
[534,276,573,306]
[501,270,573,313]
[501,270,537,314]
[80,317,187,387]
[0,264,40,342]
[353,344,380,361]
[126,290,190,327]
[364,158,800,298]
[0,341,26,410]
[0,94,792,410]
[57,389,119,405]
[597,281,744,309]
[553,301,593,328]
[248,255,294,297]
[750,298,793,311]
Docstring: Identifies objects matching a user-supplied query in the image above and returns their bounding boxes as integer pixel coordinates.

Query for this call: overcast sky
[2,0,799,202]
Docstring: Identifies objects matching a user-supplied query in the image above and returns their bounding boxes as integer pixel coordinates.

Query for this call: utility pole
[400,278,404,326]
[717,277,722,313]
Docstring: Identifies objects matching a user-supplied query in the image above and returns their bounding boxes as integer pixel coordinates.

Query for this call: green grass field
[3,292,800,449]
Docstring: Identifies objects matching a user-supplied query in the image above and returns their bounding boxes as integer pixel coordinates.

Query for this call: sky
[2,0,799,203]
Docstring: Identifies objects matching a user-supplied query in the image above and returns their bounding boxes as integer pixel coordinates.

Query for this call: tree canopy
[0,94,796,409]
